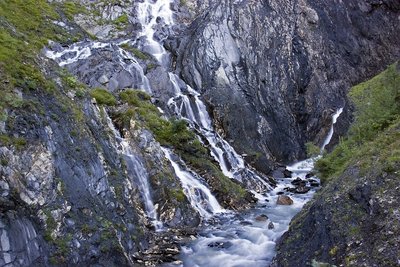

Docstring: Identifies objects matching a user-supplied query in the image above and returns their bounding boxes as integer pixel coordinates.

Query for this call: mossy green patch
[113,13,129,30]
[0,0,73,119]
[316,63,400,183]
[90,88,117,106]
[119,43,151,60]
[61,1,88,20]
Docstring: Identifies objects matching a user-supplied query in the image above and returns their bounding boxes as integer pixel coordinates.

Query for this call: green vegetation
[0,134,27,150]
[119,43,151,60]
[61,1,88,20]
[113,13,129,30]
[305,142,320,157]
[0,0,75,120]
[116,89,248,200]
[316,63,400,183]
[169,188,186,202]
[90,88,117,106]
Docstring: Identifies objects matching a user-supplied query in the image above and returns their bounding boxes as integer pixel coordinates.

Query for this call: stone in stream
[291,177,304,186]
[255,214,269,222]
[294,186,311,194]
[309,179,320,187]
[277,195,294,205]
[283,169,293,178]
[305,172,315,179]
[208,241,233,249]
[268,222,275,229]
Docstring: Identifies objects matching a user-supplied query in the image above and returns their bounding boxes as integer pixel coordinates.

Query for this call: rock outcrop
[173,0,400,173]
[0,0,399,266]
[272,62,400,267]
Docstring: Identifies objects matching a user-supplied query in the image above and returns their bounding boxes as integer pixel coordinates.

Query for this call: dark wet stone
[283,169,293,178]
[309,179,320,187]
[268,222,275,229]
[255,214,269,222]
[294,186,311,194]
[240,221,253,226]
[291,178,304,186]
[208,241,233,249]
[305,172,315,179]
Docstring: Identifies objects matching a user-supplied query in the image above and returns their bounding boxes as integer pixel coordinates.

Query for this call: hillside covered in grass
[273,62,400,266]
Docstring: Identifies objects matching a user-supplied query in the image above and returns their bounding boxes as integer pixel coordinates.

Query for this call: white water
[321,107,344,151]
[181,159,318,267]
[106,114,162,230]
[180,106,344,266]
[162,148,223,218]
[136,0,174,63]
[168,69,270,193]
[45,41,109,66]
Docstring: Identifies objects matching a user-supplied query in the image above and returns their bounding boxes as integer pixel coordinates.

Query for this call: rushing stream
[44,0,344,265]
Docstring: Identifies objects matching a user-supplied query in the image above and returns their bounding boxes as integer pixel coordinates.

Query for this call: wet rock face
[0,214,40,266]
[272,166,400,266]
[175,0,400,170]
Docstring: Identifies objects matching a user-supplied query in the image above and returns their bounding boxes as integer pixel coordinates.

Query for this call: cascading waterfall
[45,41,109,67]
[136,0,174,64]
[44,1,347,265]
[167,73,271,193]
[162,148,223,218]
[321,107,344,151]
[105,112,163,230]
[45,42,152,93]
[135,0,271,193]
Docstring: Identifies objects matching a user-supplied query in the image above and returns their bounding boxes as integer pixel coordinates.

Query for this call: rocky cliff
[272,62,400,266]
[173,0,400,173]
[0,0,399,266]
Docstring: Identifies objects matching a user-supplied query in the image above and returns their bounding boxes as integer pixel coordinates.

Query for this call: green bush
[305,142,321,157]
[90,88,117,106]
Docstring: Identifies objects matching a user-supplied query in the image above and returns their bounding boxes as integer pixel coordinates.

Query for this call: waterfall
[45,41,109,66]
[321,107,344,151]
[105,113,163,230]
[162,148,223,218]
[136,0,174,64]
[167,73,271,192]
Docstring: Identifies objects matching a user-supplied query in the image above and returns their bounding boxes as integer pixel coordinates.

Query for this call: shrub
[90,88,117,106]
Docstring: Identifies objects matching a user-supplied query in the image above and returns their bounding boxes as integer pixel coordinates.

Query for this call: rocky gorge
[0,0,399,266]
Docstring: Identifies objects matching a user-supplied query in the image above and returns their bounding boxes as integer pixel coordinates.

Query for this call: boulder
[294,186,311,194]
[268,222,275,229]
[283,169,293,178]
[255,214,269,222]
[277,195,294,205]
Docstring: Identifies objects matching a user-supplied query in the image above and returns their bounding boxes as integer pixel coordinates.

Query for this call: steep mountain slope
[0,1,253,266]
[0,0,399,266]
[173,0,400,173]
[273,62,400,266]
